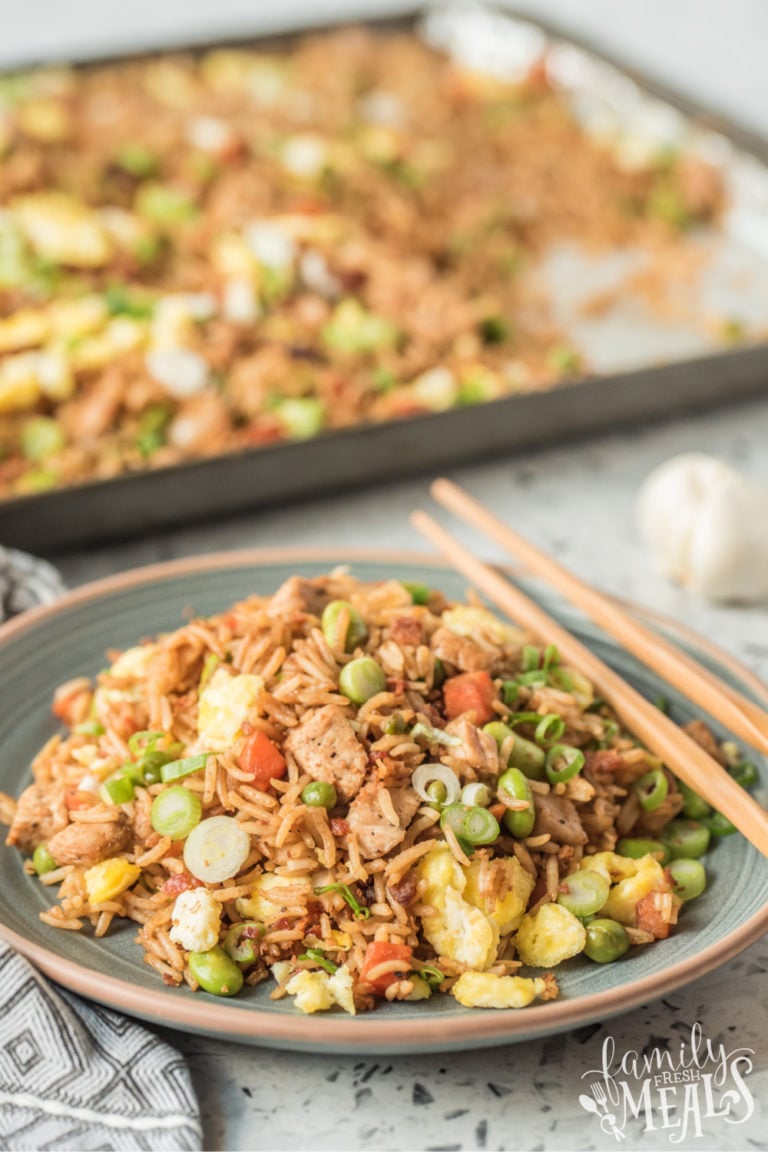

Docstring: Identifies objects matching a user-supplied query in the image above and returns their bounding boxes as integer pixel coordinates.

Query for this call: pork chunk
[431,626,494,672]
[533,790,588,846]
[347,784,420,859]
[445,715,500,774]
[267,576,333,621]
[46,815,131,868]
[6,783,68,854]
[284,704,367,801]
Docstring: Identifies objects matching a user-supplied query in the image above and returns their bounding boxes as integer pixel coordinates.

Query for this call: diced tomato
[443,670,496,725]
[359,941,414,994]
[635,892,672,939]
[64,785,98,812]
[238,730,287,789]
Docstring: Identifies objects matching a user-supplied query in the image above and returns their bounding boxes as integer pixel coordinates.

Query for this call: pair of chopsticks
[411,478,768,859]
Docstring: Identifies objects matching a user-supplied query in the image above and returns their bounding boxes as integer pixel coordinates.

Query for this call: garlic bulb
[636,453,768,603]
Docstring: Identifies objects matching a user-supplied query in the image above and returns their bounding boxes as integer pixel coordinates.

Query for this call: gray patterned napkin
[0,549,203,1152]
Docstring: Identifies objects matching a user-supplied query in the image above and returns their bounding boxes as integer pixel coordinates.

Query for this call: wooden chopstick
[410,508,768,860]
[431,478,768,758]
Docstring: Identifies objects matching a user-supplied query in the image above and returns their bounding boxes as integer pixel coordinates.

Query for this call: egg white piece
[636,453,768,603]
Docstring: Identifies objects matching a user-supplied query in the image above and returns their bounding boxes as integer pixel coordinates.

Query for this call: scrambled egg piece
[404,976,432,1002]
[441,605,525,647]
[581,851,670,925]
[236,873,311,926]
[169,889,222,953]
[418,844,504,970]
[285,964,356,1015]
[464,857,535,936]
[12,193,113,267]
[452,971,556,1010]
[84,858,141,904]
[197,667,264,752]
[515,903,586,968]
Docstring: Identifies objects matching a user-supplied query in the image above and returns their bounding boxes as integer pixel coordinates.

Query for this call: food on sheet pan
[0,27,723,498]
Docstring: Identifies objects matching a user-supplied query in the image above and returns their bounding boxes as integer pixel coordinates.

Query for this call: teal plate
[1,549,766,1055]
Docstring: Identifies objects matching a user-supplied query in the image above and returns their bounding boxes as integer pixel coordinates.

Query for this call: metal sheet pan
[2,1,768,553]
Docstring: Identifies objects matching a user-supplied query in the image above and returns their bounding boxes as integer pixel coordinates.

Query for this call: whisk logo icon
[577,1023,755,1143]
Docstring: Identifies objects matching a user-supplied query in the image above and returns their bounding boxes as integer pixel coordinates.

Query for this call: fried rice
[0,25,724,498]
[2,571,731,1013]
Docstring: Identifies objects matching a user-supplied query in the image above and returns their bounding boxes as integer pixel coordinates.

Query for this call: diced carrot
[161,872,202,897]
[64,785,98,812]
[635,892,672,939]
[359,940,414,994]
[238,730,287,789]
[443,670,496,725]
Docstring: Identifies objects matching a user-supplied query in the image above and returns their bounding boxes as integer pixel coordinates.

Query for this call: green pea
[339,657,386,704]
[557,870,610,918]
[21,417,64,462]
[668,859,707,902]
[584,919,630,963]
[483,721,513,749]
[116,143,159,178]
[677,779,711,820]
[188,945,244,996]
[301,781,337,809]
[501,680,519,706]
[498,768,535,838]
[731,761,759,789]
[150,785,202,840]
[616,837,670,865]
[703,811,737,837]
[382,712,406,735]
[401,581,431,605]
[321,599,368,652]
[426,780,447,805]
[507,734,546,780]
[32,844,57,875]
[663,819,711,860]
[223,921,264,965]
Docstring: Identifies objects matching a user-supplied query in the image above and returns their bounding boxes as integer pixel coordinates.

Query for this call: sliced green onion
[634,769,668,812]
[516,670,547,687]
[703,811,737,837]
[535,714,565,743]
[731,761,759,789]
[432,658,446,688]
[542,644,560,670]
[301,781,337,809]
[557,870,610,918]
[501,680,519,706]
[401,581,431,605]
[461,782,491,808]
[663,818,711,860]
[224,921,265,965]
[73,720,105,737]
[439,804,470,839]
[416,964,445,987]
[668,859,707,901]
[160,753,209,783]
[150,785,202,840]
[339,657,386,705]
[601,719,619,743]
[616,837,669,864]
[128,729,168,757]
[33,845,57,875]
[102,773,135,805]
[409,722,461,747]
[321,599,368,652]
[545,745,585,785]
[138,749,175,785]
[677,779,710,820]
[653,694,670,714]
[455,834,476,857]
[521,645,541,672]
[298,947,338,975]
[314,883,370,920]
[463,806,500,846]
[184,816,250,883]
[506,712,543,728]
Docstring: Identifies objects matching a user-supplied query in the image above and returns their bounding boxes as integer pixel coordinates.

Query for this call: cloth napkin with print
[0,548,202,1152]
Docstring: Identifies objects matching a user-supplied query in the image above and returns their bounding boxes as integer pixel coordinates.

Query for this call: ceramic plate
[1,549,766,1055]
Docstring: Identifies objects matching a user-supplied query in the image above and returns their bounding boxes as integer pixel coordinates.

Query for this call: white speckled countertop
[8,2,768,1149]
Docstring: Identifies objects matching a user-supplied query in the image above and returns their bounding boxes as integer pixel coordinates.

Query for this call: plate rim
[2,545,767,1052]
